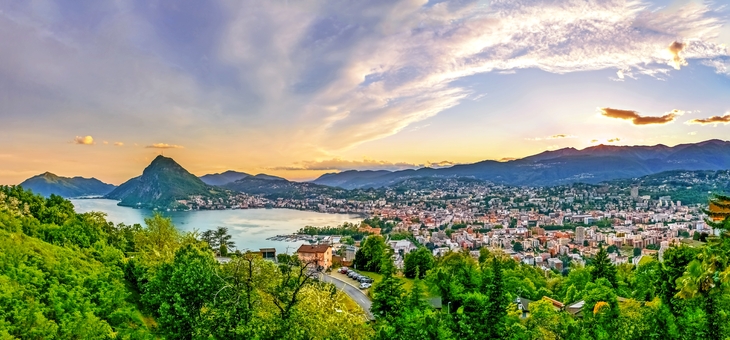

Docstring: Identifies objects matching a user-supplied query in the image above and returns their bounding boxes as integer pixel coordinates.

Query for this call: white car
[359,282,372,289]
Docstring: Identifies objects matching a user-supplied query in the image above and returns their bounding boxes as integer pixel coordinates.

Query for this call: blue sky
[1,0,729,184]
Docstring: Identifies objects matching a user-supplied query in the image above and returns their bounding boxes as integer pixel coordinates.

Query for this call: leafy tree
[145,244,220,339]
[371,255,406,321]
[591,245,617,287]
[513,241,524,252]
[633,247,642,257]
[403,247,434,279]
[354,235,387,272]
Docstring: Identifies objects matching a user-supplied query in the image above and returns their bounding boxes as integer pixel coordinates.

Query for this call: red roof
[297,244,332,254]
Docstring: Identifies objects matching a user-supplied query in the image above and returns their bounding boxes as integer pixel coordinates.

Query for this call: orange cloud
[73,136,94,145]
[114,142,124,146]
[668,41,687,70]
[145,143,184,149]
[600,108,682,125]
[686,114,730,125]
[608,138,621,143]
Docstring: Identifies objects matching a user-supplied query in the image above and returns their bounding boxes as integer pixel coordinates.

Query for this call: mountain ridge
[19,172,116,198]
[312,140,730,189]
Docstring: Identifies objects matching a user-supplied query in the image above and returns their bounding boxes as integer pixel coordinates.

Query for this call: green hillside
[106,156,227,209]
[19,172,116,198]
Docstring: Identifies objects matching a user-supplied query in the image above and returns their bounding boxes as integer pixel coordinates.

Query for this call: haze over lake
[71,199,361,254]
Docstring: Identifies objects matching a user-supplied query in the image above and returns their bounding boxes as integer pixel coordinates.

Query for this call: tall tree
[591,245,617,287]
[371,254,406,321]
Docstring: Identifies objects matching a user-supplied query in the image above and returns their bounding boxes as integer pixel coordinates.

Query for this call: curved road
[321,274,374,320]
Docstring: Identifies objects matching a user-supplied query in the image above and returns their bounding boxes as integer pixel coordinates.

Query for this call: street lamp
[447,301,451,314]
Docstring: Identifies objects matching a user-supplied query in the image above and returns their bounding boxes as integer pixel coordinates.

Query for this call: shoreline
[73,197,370,219]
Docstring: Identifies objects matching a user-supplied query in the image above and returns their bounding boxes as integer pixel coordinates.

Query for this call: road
[321,274,374,320]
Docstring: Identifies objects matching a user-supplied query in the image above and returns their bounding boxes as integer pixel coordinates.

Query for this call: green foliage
[403,247,434,279]
[298,222,371,240]
[0,187,153,339]
[371,255,406,321]
[591,245,618,287]
[354,235,388,273]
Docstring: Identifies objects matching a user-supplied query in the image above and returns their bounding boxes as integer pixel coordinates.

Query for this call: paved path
[321,274,374,320]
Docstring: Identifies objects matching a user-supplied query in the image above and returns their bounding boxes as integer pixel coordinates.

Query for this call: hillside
[199,170,251,186]
[19,172,116,197]
[223,174,350,199]
[313,139,730,188]
[106,155,226,209]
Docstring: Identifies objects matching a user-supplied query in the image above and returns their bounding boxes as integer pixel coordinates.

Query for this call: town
[247,172,728,274]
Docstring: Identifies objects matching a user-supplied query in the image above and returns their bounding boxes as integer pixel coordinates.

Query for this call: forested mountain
[19,172,116,197]
[313,139,730,188]
[106,155,227,209]
[222,174,350,199]
[199,170,251,186]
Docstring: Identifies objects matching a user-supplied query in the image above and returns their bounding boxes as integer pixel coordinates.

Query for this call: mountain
[312,139,730,189]
[199,170,251,186]
[106,156,226,209]
[19,172,116,197]
[223,174,348,199]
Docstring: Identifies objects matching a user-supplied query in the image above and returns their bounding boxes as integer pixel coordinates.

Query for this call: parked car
[359,282,371,289]
[359,277,373,283]
[352,274,362,280]
[339,267,348,274]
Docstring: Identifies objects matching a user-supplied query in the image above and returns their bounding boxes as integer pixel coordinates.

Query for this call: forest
[1,185,730,339]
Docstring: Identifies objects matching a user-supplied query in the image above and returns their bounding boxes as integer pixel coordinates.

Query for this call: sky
[1,0,730,185]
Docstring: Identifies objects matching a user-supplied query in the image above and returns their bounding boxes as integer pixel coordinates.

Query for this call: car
[339,267,348,274]
[357,276,369,283]
[360,277,373,283]
[359,282,371,289]
[352,274,362,280]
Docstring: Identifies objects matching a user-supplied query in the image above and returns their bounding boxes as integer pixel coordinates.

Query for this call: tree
[484,257,508,339]
[633,247,642,257]
[403,247,434,279]
[591,245,617,288]
[354,235,387,272]
[371,254,406,321]
[513,242,524,252]
[146,244,220,340]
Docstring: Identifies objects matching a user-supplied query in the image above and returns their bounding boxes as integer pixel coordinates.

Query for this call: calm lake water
[70,199,361,254]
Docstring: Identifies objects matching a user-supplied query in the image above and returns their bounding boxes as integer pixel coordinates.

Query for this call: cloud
[667,41,688,70]
[498,157,517,162]
[114,142,124,146]
[103,141,108,145]
[608,138,621,143]
[591,139,599,143]
[600,108,683,125]
[145,143,184,149]
[686,114,730,125]
[73,136,94,145]
[688,131,697,135]
[217,0,730,151]
[548,134,577,139]
[527,134,577,141]
[1,0,728,160]
[270,158,457,172]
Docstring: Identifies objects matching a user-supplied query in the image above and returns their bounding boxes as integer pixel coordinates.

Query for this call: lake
[70,199,362,254]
